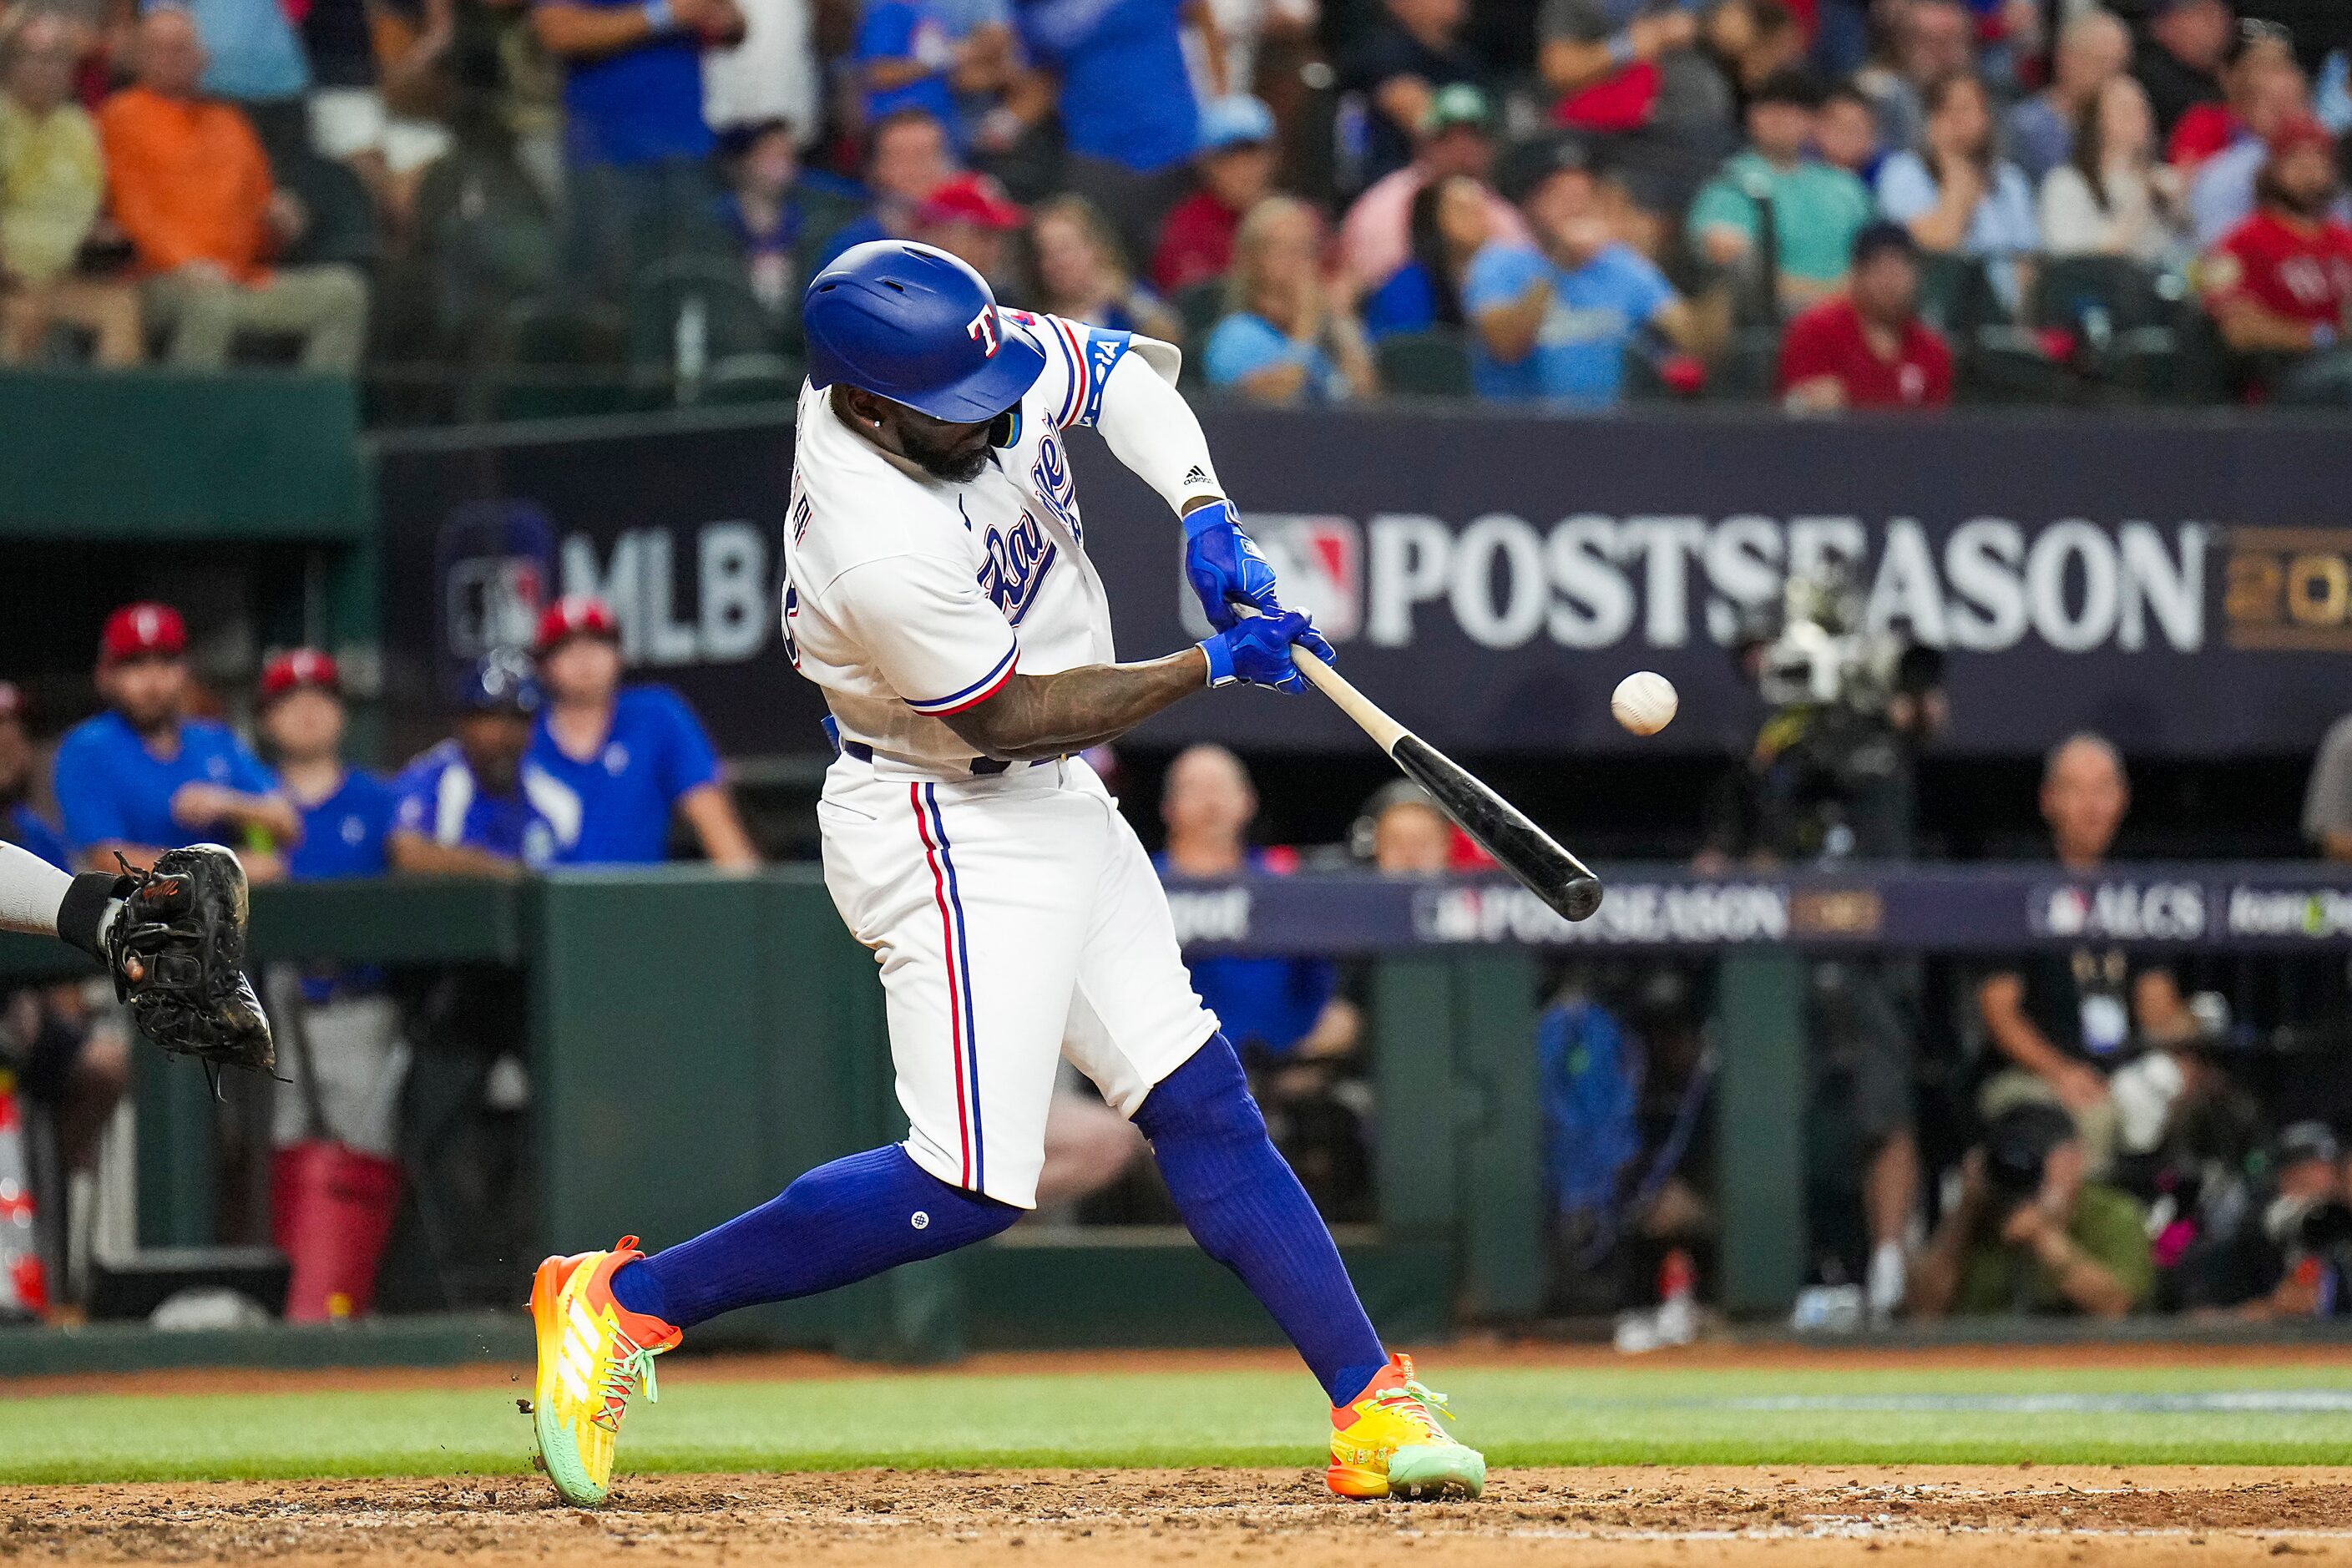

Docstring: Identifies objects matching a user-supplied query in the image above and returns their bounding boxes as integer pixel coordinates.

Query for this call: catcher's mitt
[100,845,275,1075]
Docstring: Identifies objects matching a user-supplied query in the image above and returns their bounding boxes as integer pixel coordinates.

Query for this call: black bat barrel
[1390,736,1604,922]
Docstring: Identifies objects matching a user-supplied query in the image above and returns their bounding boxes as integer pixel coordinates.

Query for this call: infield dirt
[7,1465,2352,1565]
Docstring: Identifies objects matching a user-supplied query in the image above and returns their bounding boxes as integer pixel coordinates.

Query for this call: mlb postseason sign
[1164,865,2352,955]
[372,407,2352,760]
[1080,407,2352,759]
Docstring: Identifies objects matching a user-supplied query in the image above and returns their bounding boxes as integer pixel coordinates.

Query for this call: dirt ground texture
[8,1466,2352,1566]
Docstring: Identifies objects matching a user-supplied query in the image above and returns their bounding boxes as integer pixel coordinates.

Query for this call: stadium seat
[484,296,634,422]
[699,352,807,407]
[412,150,563,343]
[1913,254,2001,339]
[628,258,784,403]
[1707,326,1784,403]
[2032,258,2183,405]
[1373,329,1473,397]
[1175,281,1230,361]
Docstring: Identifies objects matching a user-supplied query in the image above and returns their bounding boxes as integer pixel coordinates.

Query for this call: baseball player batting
[528,240,1486,1508]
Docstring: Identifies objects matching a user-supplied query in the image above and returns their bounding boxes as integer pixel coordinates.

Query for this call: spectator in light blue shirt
[1463,140,1697,407]
[179,0,309,111]
[1203,195,1378,404]
[1875,70,2040,316]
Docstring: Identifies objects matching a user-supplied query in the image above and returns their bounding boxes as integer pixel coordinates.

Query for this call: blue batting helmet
[803,240,1045,423]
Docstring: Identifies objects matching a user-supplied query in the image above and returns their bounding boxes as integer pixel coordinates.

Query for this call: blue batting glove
[1182,503,1338,665]
[1201,609,1327,695]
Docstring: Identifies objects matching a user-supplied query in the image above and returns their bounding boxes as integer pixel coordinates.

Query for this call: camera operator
[1701,566,1946,1326]
[2225,1122,2352,1320]
[1909,1102,2152,1320]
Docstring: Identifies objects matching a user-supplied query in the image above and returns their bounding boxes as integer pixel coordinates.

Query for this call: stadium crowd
[0,0,2349,407]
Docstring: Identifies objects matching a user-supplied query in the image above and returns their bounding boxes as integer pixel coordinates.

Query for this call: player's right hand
[1182,503,1338,669]
[1201,609,1328,695]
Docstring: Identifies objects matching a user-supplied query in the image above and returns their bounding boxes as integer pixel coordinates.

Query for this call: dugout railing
[3,861,2349,1357]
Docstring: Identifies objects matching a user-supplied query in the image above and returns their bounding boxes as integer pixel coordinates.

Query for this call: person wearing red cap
[50,604,297,877]
[529,599,758,868]
[909,170,1026,298]
[2201,115,2352,396]
[257,651,400,885]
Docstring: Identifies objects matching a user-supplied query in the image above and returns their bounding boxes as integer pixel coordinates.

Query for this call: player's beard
[898,422,994,484]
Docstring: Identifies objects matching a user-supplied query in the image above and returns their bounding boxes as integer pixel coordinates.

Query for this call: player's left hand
[1182,501,1337,666]
[1201,609,1328,695]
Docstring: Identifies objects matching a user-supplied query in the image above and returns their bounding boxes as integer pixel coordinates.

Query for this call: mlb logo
[1178,514,1362,642]
[2033,885,2091,938]
[436,499,555,702]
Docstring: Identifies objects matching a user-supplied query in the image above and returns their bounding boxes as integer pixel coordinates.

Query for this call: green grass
[6,1361,2352,1484]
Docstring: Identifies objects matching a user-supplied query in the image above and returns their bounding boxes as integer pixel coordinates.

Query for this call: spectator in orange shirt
[99,7,369,373]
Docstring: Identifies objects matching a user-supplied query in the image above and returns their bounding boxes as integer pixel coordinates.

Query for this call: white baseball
[1611,671,1678,736]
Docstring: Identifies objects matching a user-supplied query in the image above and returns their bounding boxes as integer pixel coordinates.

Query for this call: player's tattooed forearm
[941,651,1211,761]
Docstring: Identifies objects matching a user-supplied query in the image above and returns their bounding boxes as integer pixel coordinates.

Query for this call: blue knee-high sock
[609,1145,1019,1328]
[1133,1034,1389,1407]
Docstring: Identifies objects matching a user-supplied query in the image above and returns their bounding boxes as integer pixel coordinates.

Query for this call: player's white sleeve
[827,554,1023,716]
[0,840,69,938]
[1092,346,1226,517]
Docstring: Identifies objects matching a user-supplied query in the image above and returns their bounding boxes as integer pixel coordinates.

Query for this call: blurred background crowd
[3,0,2352,413]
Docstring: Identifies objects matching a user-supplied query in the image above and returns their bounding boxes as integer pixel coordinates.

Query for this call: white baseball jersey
[781,311,1221,1208]
[782,311,1181,774]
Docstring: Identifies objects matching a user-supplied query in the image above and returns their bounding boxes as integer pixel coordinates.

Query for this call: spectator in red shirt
[1150,94,1278,297]
[2200,115,2352,399]
[1778,220,1955,411]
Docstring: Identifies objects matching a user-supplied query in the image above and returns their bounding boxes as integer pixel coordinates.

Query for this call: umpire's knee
[1131,1032,1267,1145]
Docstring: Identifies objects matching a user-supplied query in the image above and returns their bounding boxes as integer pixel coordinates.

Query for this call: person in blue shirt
[1360,172,1495,338]
[390,655,581,874]
[1874,70,2041,316]
[0,682,68,873]
[1154,745,1352,1065]
[1464,141,1702,407]
[1019,0,1216,269]
[530,0,741,167]
[853,0,1029,152]
[1204,195,1379,404]
[529,0,746,296]
[811,108,960,272]
[51,602,299,877]
[529,597,758,867]
[256,650,397,883]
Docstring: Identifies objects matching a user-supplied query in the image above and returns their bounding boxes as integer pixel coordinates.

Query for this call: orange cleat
[528,1237,680,1506]
[1326,1353,1486,1500]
